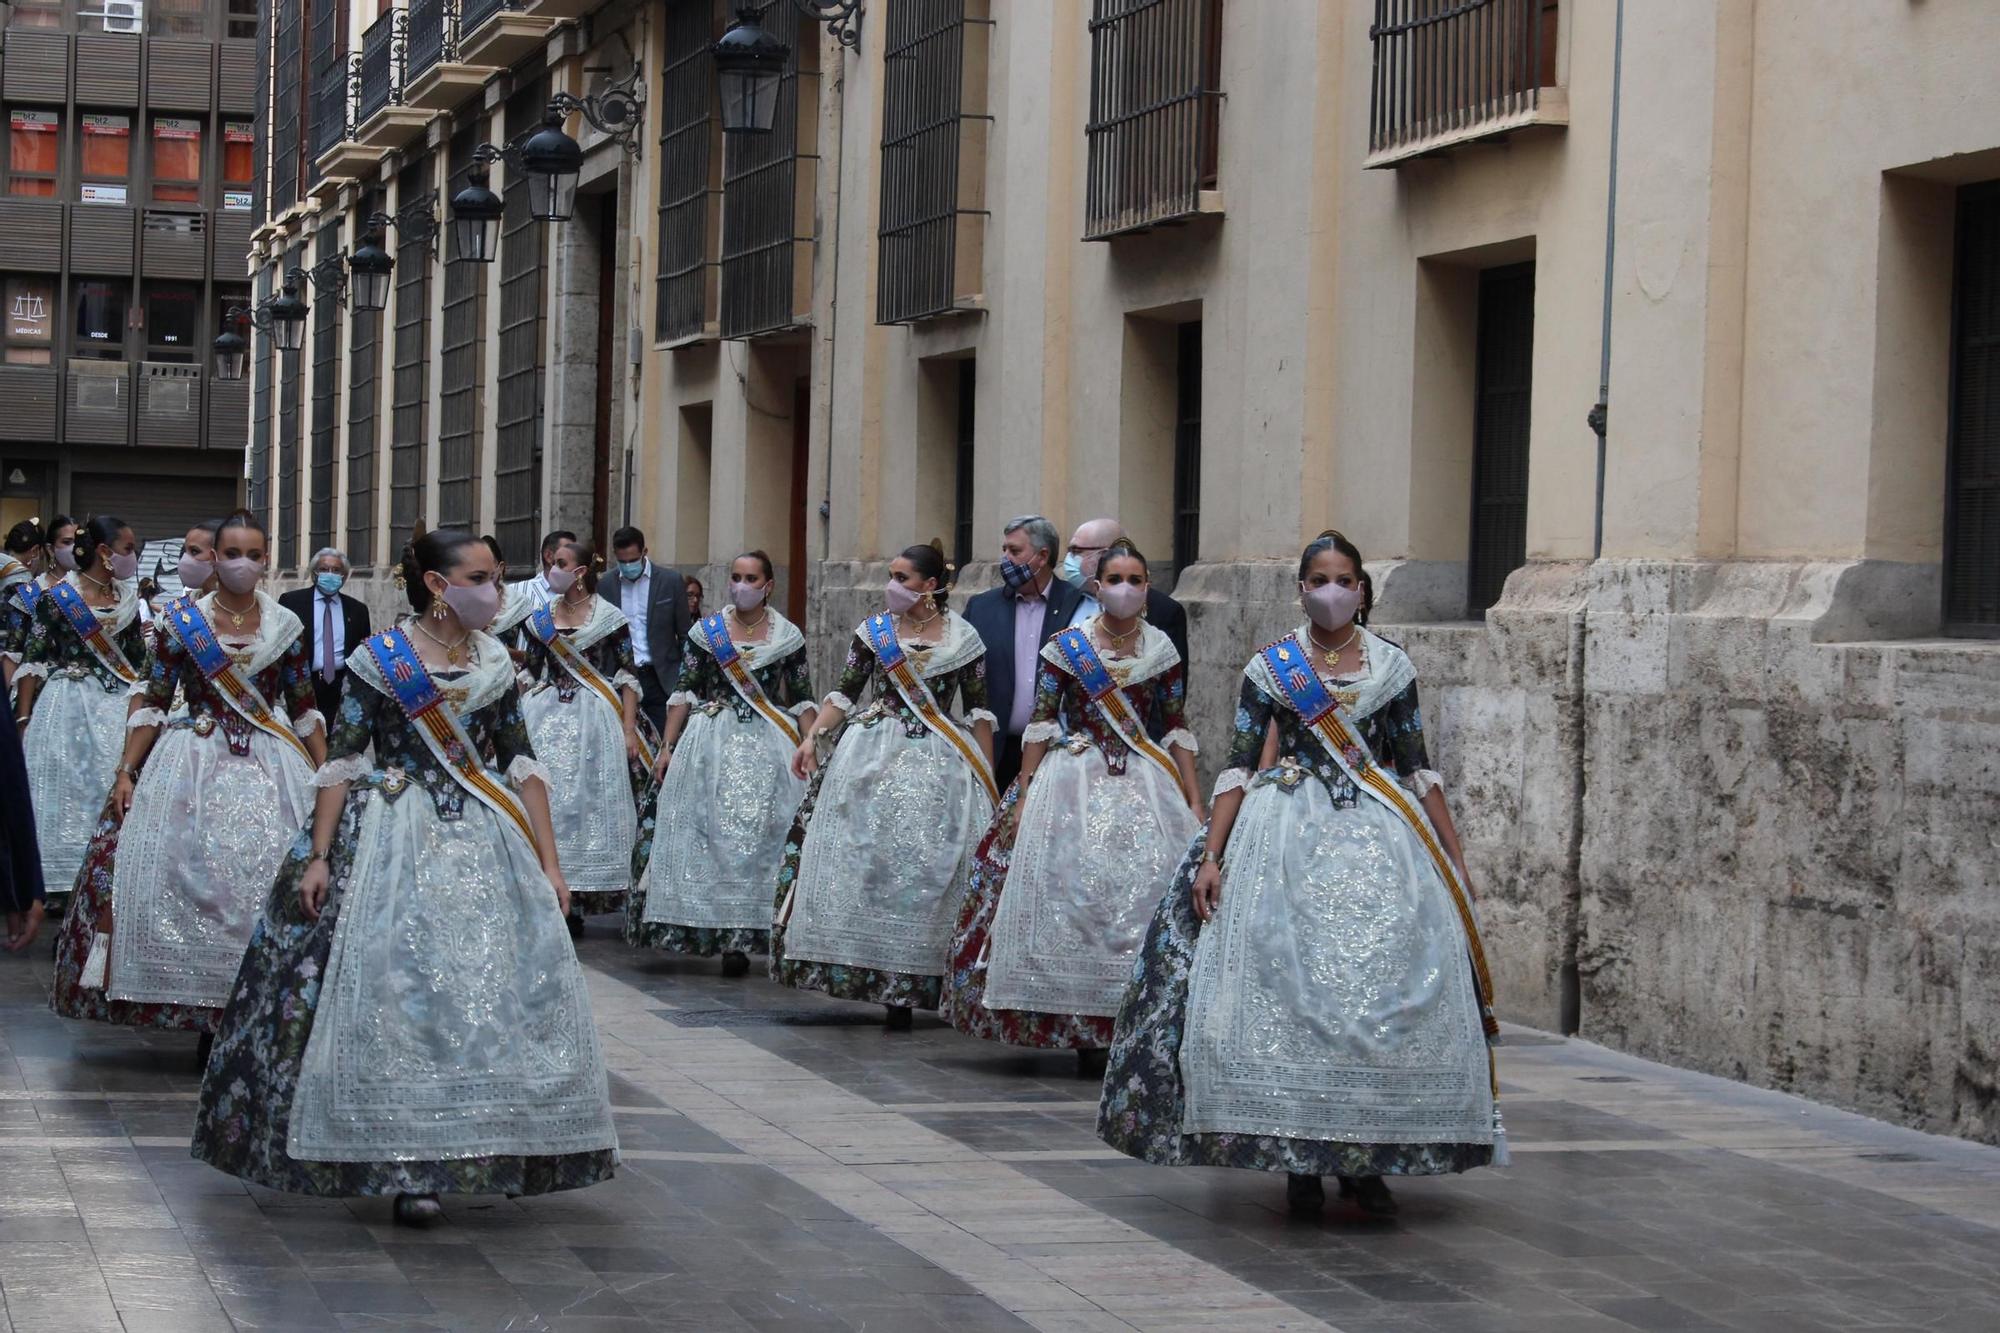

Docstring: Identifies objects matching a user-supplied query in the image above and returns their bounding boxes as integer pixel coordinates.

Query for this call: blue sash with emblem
[524,604,656,766]
[46,577,140,685]
[363,627,540,852]
[862,612,998,806]
[700,611,800,745]
[1051,625,1185,794]
[160,595,314,764]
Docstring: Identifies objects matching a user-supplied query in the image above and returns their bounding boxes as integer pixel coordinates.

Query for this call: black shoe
[393,1192,443,1227]
[1076,1048,1109,1080]
[884,1005,913,1032]
[1286,1173,1325,1215]
[1342,1174,1397,1217]
[195,1031,214,1072]
[720,951,750,978]
[566,913,584,940]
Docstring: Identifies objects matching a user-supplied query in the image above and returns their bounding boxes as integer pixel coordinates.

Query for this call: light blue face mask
[315,572,345,596]
[618,559,647,581]
[1059,552,1087,588]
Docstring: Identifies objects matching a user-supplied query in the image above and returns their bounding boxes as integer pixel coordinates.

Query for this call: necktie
[321,597,337,683]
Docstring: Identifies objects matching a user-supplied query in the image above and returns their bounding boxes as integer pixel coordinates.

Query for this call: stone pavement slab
[3,915,1999,1332]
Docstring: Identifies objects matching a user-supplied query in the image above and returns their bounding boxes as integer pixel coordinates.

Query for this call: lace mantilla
[312,753,371,788]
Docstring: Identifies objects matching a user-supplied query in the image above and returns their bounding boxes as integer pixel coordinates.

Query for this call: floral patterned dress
[943,622,1199,1049]
[192,630,618,1198]
[627,613,813,958]
[771,612,995,1010]
[1098,627,1498,1179]
[51,595,320,1031]
[518,601,648,908]
[0,568,37,684]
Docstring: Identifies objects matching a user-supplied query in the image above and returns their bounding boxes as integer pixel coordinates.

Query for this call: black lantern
[267,278,309,352]
[713,7,791,135]
[347,229,394,312]
[518,105,583,223]
[450,164,504,263]
[211,327,248,381]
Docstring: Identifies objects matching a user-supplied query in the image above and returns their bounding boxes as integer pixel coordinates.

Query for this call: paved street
[1,917,1997,1333]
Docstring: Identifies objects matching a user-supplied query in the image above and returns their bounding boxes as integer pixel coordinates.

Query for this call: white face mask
[545,565,580,595]
[1097,581,1147,620]
[105,549,140,582]
[1301,579,1364,631]
[729,581,768,612]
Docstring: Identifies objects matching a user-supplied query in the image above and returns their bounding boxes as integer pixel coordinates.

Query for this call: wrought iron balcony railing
[309,55,353,162]
[1082,0,1223,241]
[358,9,406,123]
[1366,0,1562,167]
[460,0,515,41]
[407,0,458,78]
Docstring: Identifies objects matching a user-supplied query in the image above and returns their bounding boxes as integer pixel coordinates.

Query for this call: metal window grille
[358,9,403,124]
[876,0,990,324]
[719,0,818,339]
[437,127,485,530]
[271,0,303,210]
[248,268,272,522]
[1083,0,1223,241]
[1947,182,2000,636]
[1468,261,1534,616]
[347,253,379,569]
[1171,320,1200,580]
[1367,0,1558,160]
[253,0,271,225]
[390,157,432,559]
[307,0,347,179]
[308,222,342,560]
[655,0,720,343]
[952,357,976,572]
[494,87,546,561]
[407,0,456,78]
[277,285,303,569]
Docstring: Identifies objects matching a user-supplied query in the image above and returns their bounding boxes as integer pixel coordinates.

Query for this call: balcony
[313,53,391,190]
[356,9,436,151]
[520,0,598,21]
[1365,0,1566,169]
[456,0,554,70]
[403,0,501,110]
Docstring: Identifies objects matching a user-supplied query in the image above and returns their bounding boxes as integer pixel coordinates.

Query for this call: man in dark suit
[601,526,692,732]
[281,547,371,724]
[962,515,1085,790]
[1062,518,1191,698]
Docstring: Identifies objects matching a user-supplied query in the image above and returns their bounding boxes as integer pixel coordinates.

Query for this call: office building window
[4,276,56,366]
[152,116,203,205]
[79,0,146,36]
[79,113,132,206]
[226,0,256,38]
[7,109,59,198]
[222,121,254,210]
[7,0,64,29]
[72,279,130,360]
[149,0,205,36]
[144,282,199,362]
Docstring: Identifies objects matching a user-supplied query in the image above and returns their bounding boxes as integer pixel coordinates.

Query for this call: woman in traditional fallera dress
[192,529,618,1226]
[518,537,649,926]
[2,516,76,701]
[1097,531,1504,1217]
[943,543,1203,1077]
[12,515,150,899]
[773,543,999,1029]
[50,513,325,1039]
[629,552,813,975]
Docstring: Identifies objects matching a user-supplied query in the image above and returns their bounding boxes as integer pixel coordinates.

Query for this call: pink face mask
[730,581,767,611]
[177,554,214,589]
[885,581,926,616]
[52,544,77,571]
[1097,581,1147,620]
[1301,579,1363,631]
[216,557,264,595]
[440,580,501,631]
[105,549,140,581]
[545,565,579,595]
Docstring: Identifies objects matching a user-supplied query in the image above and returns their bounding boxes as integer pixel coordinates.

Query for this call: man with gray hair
[280,547,371,722]
[963,514,1085,788]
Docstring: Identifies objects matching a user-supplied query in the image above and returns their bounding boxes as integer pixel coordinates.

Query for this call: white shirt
[1071,591,1101,626]
[620,565,652,666]
[530,572,558,606]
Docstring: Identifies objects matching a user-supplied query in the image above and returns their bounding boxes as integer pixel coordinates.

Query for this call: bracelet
[1200,846,1223,867]
[308,849,330,865]
[115,763,141,781]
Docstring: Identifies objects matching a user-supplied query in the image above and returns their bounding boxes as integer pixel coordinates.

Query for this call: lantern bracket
[796,0,863,50]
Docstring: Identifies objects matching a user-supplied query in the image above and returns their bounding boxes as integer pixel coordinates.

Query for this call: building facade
[0,0,256,543]
[240,0,2000,1144]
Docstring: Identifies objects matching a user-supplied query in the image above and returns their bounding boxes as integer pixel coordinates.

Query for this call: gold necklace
[729,604,769,633]
[1308,623,1361,671]
[77,569,114,603]
[554,590,592,626]
[1097,617,1142,652]
[213,594,256,629]
[414,619,475,667]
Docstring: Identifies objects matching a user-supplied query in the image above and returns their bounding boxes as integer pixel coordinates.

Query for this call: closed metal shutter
[1469,261,1535,617]
[71,473,238,544]
[1948,184,2000,636]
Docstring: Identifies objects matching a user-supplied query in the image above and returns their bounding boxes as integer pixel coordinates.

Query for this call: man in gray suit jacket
[600,526,692,732]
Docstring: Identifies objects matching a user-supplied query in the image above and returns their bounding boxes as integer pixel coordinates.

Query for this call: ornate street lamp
[347,227,394,313]
[713,7,792,135]
[211,326,248,381]
[517,104,584,224]
[266,275,310,352]
[450,163,504,263]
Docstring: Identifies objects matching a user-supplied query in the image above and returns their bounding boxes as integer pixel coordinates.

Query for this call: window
[151,116,203,205]
[494,87,546,560]
[72,279,130,360]
[6,0,65,29]
[79,0,146,35]
[1172,321,1201,580]
[1947,182,2000,636]
[718,0,819,339]
[222,121,254,210]
[79,113,132,205]
[309,222,340,556]
[389,156,431,557]
[4,276,56,366]
[437,126,483,529]
[143,282,199,362]
[1468,261,1535,616]
[215,285,249,353]
[148,0,205,36]
[655,0,719,343]
[7,109,59,197]
[1366,0,1561,166]
[953,359,976,572]
[226,0,256,38]
[1083,0,1223,240]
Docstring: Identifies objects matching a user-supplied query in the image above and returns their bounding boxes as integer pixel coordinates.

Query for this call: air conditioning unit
[99,0,143,32]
